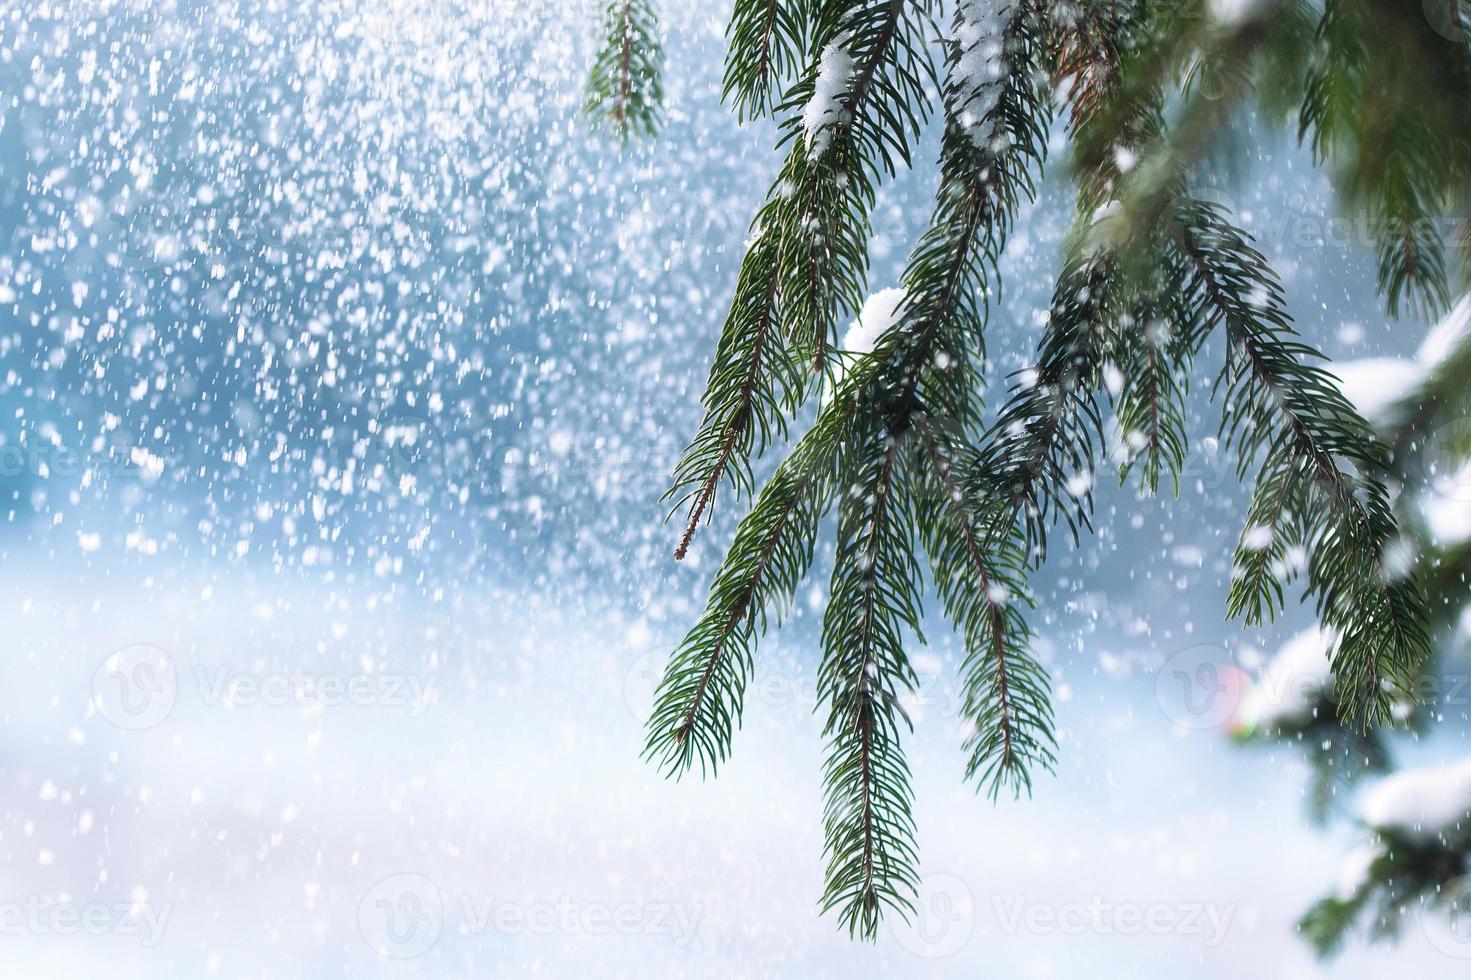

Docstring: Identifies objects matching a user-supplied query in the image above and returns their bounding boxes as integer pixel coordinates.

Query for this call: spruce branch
[1239,316,1471,955]
[645,458,824,777]
[1232,666,1399,826]
[1042,6,1431,734]
[653,0,1058,931]
[822,0,1060,815]
[918,0,1049,351]
[664,0,941,557]
[879,0,1058,801]
[640,0,1444,945]
[723,0,808,120]
[1175,200,1430,728]
[1049,0,1151,214]
[776,0,938,370]
[818,419,924,939]
[1298,0,1471,319]
[666,224,801,560]
[584,0,665,141]
[1299,831,1471,958]
[1253,0,1319,124]
[976,249,1117,558]
[645,354,887,778]
[1302,0,1448,319]
[915,417,1055,799]
[1110,255,1197,496]
[1102,0,1272,235]
[966,0,1162,557]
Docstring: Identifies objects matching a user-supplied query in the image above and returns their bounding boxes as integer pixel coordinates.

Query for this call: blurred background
[1,1,1467,976]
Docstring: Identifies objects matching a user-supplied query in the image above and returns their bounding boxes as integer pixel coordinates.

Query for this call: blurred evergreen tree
[1235,298,1471,956]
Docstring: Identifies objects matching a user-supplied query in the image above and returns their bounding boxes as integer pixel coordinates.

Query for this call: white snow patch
[1417,292,1471,370]
[1064,469,1093,498]
[1232,624,1336,732]
[1241,523,1275,552]
[842,288,907,355]
[1381,535,1419,581]
[824,288,908,406]
[1360,755,1471,841]
[1090,200,1122,225]
[1329,357,1424,433]
[1422,473,1471,548]
[1335,845,1381,900]
[952,0,1011,148]
[1210,0,1271,24]
[1325,294,1471,442]
[803,39,855,159]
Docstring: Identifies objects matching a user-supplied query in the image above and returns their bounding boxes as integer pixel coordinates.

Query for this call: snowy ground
[0,559,1464,979]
